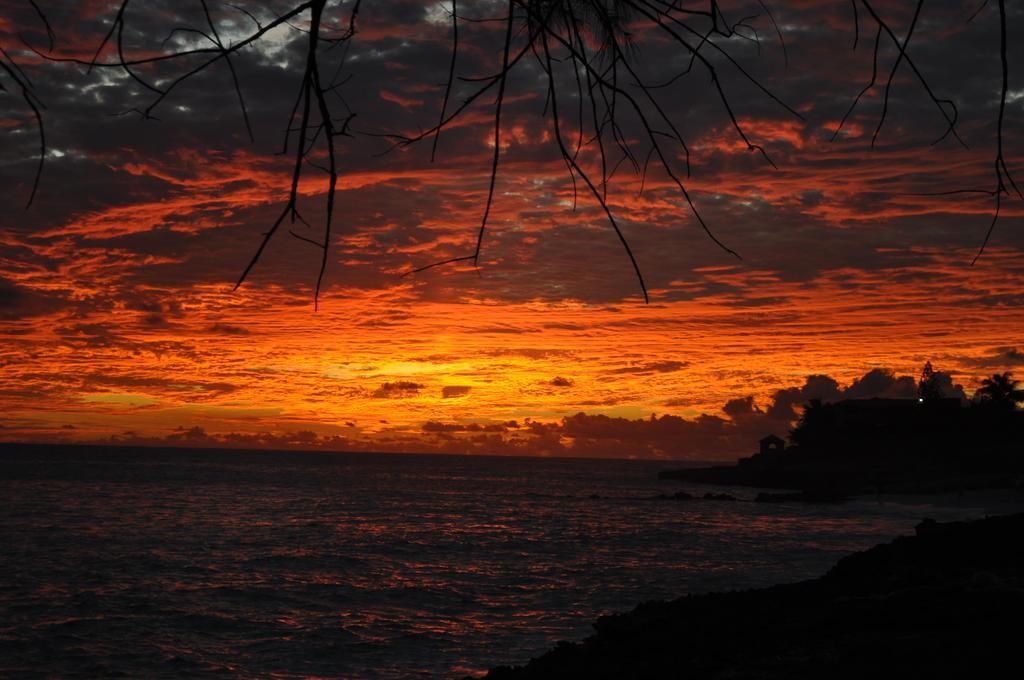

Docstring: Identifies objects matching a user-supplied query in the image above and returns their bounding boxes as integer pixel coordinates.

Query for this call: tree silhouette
[2,1,1019,305]
[789,398,834,448]
[917,361,944,402]
[976,372,1024,410]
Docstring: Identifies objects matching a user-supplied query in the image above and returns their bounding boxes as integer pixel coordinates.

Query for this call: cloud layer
[0,1,1022,452]
[58,367,967,460]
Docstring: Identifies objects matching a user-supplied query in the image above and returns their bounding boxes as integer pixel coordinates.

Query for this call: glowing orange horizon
[1,2,1021,458]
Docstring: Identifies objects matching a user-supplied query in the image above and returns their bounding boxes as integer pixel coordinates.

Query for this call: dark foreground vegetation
[662,387,1024,495]
[479,512,1024,679]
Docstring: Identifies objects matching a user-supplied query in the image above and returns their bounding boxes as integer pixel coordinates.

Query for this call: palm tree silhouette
[976,372,1024,409]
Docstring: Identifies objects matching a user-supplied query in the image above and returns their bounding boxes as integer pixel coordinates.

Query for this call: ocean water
[0,445,1005,678]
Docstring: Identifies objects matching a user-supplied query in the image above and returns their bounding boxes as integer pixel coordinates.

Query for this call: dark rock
[478,513,1024,679]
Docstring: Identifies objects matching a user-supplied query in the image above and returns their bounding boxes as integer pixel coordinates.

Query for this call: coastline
[849,487,1024,515]
[476,512,1024,678]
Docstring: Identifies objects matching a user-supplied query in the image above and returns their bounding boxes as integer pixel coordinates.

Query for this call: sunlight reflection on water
[0,446,1008,678]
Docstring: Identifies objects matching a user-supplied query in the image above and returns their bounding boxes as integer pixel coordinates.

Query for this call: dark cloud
[169,426,209,442]
[842,369,918,400]
[83,373,239,397]
[927,371,968,402]
[371,381,425,398]
[4,0,1021,312]
[206,323,251,335]
[441,385,472,398]
[410,368,973,458]
[483,348,576,359]
[0,278,63,320]
[722,395,764,420]
[422,420,510,433]
[961,347,1024,369]
[763,368,971,422]
[68,366,976,459]
[609,360,689,375]
[564,367,967,456]
[1,2,1022,450]
[764,374,843,421]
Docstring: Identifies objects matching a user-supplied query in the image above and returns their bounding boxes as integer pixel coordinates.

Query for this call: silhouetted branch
[200,0,254,142]
[26,0,54,51]
[0,45,45,208]
[231,0,353,311]
[5,0,1018,304]
[972,0,1020,264]
[831,24,880,142]
[855,0,964,148]
[830,0,1016,264]
[539,27,649,302]
[431,0,459,162]
[400,0,780,298]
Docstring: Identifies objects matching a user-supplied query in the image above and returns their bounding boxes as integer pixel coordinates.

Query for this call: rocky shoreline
[658,462,1019,496]
[477,512,1024,679]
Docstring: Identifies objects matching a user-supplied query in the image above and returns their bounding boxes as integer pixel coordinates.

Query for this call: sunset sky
[1,0,1022,458]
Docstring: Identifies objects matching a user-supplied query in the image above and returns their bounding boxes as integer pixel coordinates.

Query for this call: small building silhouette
[759,434,786,455]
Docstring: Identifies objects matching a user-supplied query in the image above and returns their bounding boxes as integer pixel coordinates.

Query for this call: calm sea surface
[0,445,1008,678]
